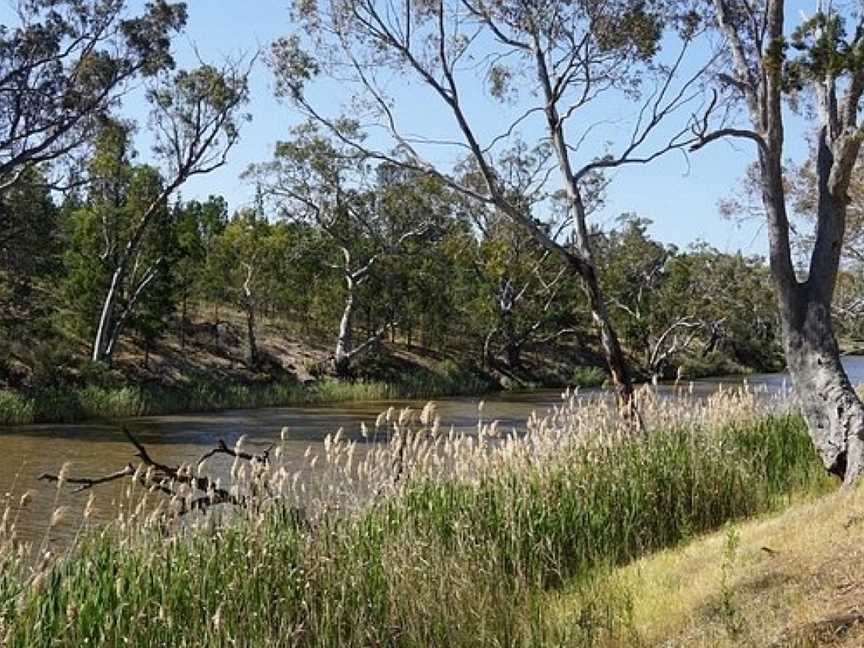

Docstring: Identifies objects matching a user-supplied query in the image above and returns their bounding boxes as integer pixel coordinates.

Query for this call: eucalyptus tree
[594,215,702,380]
[679,246,781,371]
[270,0,712,407]
[692,1,864,482]
[250,125,444,376]
[171,195,229,348]
[89,62,250,364]
[0,0,187,194]
[206,210,300,369]
[461,208,573,372]
[720,155,864,347]
[61,122,170,352]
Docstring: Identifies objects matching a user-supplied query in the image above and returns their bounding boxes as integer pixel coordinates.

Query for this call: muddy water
[3,357,864,548]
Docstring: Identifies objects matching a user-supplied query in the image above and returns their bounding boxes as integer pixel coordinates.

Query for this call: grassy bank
[0,388,832,646]
[0,368,496,425]
[545,481,864,646]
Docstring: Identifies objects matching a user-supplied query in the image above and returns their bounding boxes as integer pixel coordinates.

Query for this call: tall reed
[0,385,831,647]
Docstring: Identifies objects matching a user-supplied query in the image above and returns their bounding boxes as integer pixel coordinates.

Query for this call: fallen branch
[39,464,136,494]
[196,438,274,468]
[40,427,274,517]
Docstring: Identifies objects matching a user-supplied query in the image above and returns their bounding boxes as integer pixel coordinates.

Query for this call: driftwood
[39,427,274,516]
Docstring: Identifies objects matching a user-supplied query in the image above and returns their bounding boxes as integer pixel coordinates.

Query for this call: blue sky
[3,0,822,254]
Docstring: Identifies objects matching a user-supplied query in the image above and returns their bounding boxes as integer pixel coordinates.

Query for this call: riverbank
[1,311,616,425]
[0,369,500,425]
[0,390,833,646]
[0,352,780,427]
[545,482,864,646]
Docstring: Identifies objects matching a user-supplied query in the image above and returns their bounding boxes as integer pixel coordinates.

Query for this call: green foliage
[172,196,229,304]
[0,0,187,188]
[57,124,172,345]
[569,366,607,388]
[0,171,61,371]
[785,12,863,90]
[0,413,828,646]
[0,390,33,424]
[0,4,803,415]
[206,210,303,316]
[596,215,782,378]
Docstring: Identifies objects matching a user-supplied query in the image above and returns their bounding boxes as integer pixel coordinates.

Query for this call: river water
[4,356,864,548]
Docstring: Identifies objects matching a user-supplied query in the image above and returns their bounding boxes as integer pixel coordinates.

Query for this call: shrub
[0,390,34,425]
[569,366,606,388]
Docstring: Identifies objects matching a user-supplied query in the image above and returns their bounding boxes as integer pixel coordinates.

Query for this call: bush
[0,390,34,424]
[569,366,606,388]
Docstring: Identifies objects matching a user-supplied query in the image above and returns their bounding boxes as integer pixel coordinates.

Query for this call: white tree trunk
[334,286,354,377]
[242,264,258,369]
[701,0,864,482]
[92,269,122,364]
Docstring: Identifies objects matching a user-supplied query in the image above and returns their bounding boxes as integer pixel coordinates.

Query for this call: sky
[2,0,824,255]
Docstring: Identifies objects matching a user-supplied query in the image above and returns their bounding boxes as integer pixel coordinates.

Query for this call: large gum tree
[693,0,864,482]
[270,0,713,410]
[90,63,250,364]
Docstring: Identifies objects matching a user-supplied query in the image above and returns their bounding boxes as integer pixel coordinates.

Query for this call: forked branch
[40,427,273,516]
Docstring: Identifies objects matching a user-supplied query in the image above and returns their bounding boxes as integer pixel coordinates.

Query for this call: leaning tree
[269,0,713,409]
[89,62,250,364]
[693,0,864,482]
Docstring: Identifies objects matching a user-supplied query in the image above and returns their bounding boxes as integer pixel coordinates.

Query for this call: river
[4,356,864,548]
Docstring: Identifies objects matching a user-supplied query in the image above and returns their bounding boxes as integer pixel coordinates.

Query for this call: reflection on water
[3,356,864,547]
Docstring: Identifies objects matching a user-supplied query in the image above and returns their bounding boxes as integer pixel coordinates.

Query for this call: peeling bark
[782,293,864,480]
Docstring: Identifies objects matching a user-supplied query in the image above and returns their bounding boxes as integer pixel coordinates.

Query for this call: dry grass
[546,483,864,647]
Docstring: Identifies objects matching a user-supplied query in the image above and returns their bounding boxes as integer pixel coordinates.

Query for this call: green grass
[0,410,832,647]
[0,369,495,425]
[569,365,607,388]
[0,390,34,425]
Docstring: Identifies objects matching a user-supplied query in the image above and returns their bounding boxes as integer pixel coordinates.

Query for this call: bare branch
[43,428,276,517]
[40,465,136,494]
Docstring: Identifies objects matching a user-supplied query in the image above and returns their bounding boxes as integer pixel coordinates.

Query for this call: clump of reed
[0,391,33,425]
[0,385,831,647]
